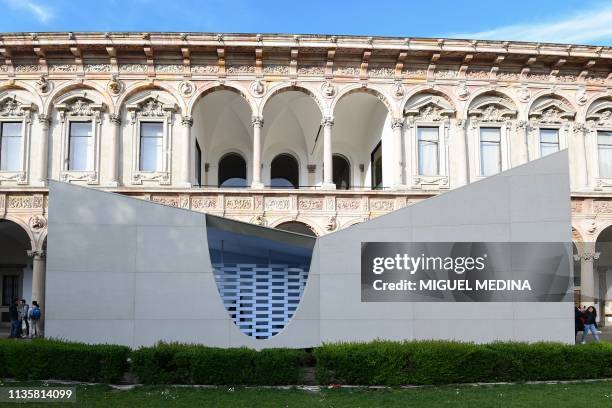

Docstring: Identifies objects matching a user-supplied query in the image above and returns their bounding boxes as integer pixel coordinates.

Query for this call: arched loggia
[261,87,321,188]
[0,218,33,332]
[191,88,253,187]
[331,89,393,189]
[594,226,612,326]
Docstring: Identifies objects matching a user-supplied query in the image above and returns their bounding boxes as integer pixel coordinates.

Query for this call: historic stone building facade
[0,32,610,329]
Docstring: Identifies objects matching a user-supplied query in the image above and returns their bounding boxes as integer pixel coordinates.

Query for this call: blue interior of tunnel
[205,215,315,339]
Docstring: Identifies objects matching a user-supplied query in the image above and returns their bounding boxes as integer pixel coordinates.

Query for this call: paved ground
[577,325,612,343]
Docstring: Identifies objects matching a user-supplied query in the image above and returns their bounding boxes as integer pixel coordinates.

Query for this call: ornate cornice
[0,34,608,94]
[0,33,608,60]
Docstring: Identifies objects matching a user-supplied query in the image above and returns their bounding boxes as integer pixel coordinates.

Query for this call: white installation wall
[45,150,573,348]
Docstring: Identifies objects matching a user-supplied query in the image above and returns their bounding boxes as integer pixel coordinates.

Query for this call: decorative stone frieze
[225,196,253,210]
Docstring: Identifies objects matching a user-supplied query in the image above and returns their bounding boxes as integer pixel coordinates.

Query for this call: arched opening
[332,91,390,189]
[191,89,252,187]
[0,219,32,333]
[333,154,350,190]
[262,89,321,187]
[594,226,612,327]
[206,214,315,339]
[275,221,317,237]
[271,154,299,188]
[218,153,247,187]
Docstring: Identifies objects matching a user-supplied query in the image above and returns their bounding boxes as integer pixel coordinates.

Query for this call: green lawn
[0,381,611,407]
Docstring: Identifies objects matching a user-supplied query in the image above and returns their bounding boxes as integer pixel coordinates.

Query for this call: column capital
[515,120,527,130]
[574,251,600,262]
[390,117,404,129]
[181,115,193,127]
[109,113,121,125]
[455,118,467,129]
[321,116,334,127]
[27,249,46,259]
[38,114,50,129]
[573,122,587,135]
[251,115,264,128]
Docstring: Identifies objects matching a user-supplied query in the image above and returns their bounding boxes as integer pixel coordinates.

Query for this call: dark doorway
[371,142,383,189]
[195,141,202,186]
[271,154,299,188]
[333,155,350,190]
[218,153,247,187]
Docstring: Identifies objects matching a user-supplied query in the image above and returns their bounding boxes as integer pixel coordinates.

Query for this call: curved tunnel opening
[205,215,315,339]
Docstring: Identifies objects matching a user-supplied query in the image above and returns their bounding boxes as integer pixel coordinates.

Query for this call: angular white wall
[46,150,573,348]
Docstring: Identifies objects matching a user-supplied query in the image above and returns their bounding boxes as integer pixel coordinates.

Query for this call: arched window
[333,154,350,190]
[276,221,317,237]
[218,153,247,187]
[271,154,299,188]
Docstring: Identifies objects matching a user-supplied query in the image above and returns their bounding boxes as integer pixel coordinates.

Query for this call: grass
[0,381,611,407]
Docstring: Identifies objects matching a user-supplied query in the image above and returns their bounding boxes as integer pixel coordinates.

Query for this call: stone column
[573,123,588,190]
[251,116,264,189]
[322,116,335,190]
[179,115,193,188]
[577,244,598,308]
[107,114,121,187]
[455,119,469,186]
[517,120,530,165]
[390,118,405,188]
[28,250,46,336]
[36,114,50,187]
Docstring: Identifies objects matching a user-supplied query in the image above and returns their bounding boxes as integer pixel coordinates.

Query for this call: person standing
[575,305,585,342]
[20,299,29,338]
[8,298,19,339]
[28,301,41,339]
[581,306,600,343]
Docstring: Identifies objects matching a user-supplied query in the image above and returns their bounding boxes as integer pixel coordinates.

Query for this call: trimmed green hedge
[0,339,130,383]
[314,340,612,385]
[131,343,310,385]
[1,339,611,386]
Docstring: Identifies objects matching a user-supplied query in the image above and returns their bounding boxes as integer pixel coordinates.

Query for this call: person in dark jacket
[8,298,20,339]
[581,306,600,343]
[575,305,585,339]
